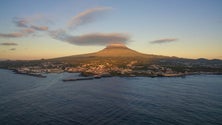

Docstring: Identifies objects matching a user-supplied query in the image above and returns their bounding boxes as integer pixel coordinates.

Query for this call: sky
[0,0,222,60]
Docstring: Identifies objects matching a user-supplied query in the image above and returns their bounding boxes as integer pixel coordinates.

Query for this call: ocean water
[0,69,222,125]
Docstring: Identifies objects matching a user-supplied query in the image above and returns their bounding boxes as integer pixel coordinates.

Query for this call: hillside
[93,44,147,57]
[51,44,167,63]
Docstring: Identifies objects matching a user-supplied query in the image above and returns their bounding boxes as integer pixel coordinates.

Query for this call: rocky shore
[13,69,46,78]
[7,63,222,80]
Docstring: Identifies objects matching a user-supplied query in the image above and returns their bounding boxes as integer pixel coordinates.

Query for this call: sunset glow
[0,0,222,60]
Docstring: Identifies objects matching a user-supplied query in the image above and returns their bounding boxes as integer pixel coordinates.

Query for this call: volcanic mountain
[87,44,148,57]
[50,43,222,69]
[52,44,164,62]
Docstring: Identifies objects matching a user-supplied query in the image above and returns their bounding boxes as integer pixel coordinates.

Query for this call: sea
[0,69,222,125]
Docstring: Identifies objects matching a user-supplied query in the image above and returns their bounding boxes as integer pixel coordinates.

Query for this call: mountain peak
[106,43,127,49]
[93,44,146,57]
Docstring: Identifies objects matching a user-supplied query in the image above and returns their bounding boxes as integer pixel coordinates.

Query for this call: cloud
[13,17,29,28]
[49,29,67,39]
[9,48,16,51]
[21,28,35,34]
[30,25,48,31]
[0,28,35,38]
[0,42,18,46]
[2,8,130,47]
[13,15,49,27]
[49,6,131,46]
[51,31,130,46]
[0,14,50,38]
[0,32,25,38]
[150,38,178,44]
[13,15,49,32]
[68,7,111,29]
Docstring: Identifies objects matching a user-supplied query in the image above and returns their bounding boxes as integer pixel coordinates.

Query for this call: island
[0,44,222,80]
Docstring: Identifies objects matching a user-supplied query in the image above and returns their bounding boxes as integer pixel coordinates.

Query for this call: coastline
[13,69,47,78]
[1,68,221,81]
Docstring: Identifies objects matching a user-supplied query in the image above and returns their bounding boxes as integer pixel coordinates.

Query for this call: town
[9,59,222,79]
